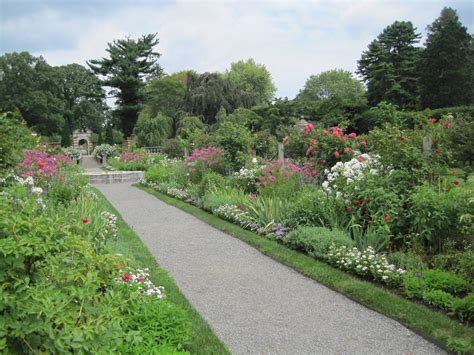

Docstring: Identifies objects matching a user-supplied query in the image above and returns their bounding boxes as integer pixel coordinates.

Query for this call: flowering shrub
[255,160,306,197]
[119,151,145,162]
[93,144,117,159]
[185,146,224,181]
[20,149,71,180]
[322,153,383,195]
[116,267,165,300]
[62,146,81,161]
[166,187,189,200]
[326,245,406,287]
[302,124,364,173]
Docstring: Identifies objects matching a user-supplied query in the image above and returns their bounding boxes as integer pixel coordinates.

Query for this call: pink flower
[332,132,339,138]
[348,132,356,138]
[304,123,314,136]
[428,117,437,124]
[333,151,340,158]
[361,140,367,146]
[443,121,451,129]
[357,155,364,162]
[268,175,276,182]
[262,167,269,174]
[322,130,329,135]
[344,147,351,153]
[122,274,131,281]
[383,215,391,222]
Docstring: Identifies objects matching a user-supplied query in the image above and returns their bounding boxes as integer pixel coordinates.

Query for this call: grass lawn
[93,187,230,355]
[138,184,474,354]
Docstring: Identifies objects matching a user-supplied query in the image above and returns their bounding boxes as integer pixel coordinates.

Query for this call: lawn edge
[137,184,474,354]
[92,187,230,355]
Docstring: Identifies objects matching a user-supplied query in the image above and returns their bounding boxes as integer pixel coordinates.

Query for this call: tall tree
[224,58,276,107]
[144,75,186,118]
[0,52,64,135]
[419,7,474,108]
[88,34,163,137]
[56,64,107,132]
[357,21,422,109]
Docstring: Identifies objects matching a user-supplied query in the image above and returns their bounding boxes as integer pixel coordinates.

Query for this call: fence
[143,146,163,155]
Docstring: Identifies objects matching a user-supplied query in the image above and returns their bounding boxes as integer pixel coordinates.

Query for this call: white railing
[143,146,162,155]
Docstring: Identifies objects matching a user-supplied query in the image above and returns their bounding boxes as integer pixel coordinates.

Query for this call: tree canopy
[88,33,163,137]
[225,58,276,107]
[357,21,421,109]
[419,7,474,108]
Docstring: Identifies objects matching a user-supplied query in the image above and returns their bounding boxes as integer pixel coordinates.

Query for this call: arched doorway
[78,138,89,155]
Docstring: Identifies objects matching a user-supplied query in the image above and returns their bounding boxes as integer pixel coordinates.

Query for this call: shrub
[422,289,455,311]
[255,160,305,198]
[144,160,188,187]
[185,146,224,183]
[201,187,249,212]
[285,187,333,228]
[133,111,172,147]
[214,120,253,172]
[0,112,36,175]
[92,144,117,159]
[283,226,353,258]
[253,130,277,159]
[162,138,184,158]
[119,297,191,352]
[244,196,288,234]
[403,270,470,298]
[200,171,226,193]
[454,292,474,321]
[387,251,427,271]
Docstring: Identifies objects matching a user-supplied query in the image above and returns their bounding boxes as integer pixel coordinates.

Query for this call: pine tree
[88,34,163,137]
[419,7,474,108]
[357,21,422,109]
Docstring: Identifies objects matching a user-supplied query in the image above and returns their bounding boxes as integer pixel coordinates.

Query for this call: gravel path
[96,182,444,355]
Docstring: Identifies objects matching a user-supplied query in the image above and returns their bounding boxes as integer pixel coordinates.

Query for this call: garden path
[96,182,444,355]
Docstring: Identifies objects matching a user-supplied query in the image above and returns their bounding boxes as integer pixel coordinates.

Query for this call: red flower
[332,132,339,138]
[135,277,144,281]
[310,138,316,145]
[283,136,289,145]
[348,132,356,138]
[368,219,373,225]
[344,147,351,153]
[357,155,364,162]
[360,140,367,146]
[383,215,391,222]
[346,206,353,212]
[428,117,437,124]
[453,180,460,185]
[333,151,340,158]
[311,170,318,177]
[82,219,89,224]
[306,146,314,156]
[341,137,347,142]
[304,123,314,136]
[443,121,451,129]
[37,161,45,169]
[115,263,124,268]
[434,148,440,156]
[122,274,131,281]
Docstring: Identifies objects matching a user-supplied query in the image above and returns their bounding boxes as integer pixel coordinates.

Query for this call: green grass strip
[138,185,474,354]
[93,187,230,355]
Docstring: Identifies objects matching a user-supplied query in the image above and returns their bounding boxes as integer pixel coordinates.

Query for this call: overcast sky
[1,0,473,99]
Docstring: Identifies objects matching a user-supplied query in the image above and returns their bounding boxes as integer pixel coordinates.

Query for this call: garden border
[93,187,230,354]
[137,184,474,354]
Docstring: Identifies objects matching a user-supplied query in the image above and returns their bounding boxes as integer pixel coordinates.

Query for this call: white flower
[252,157,258,164]
[31,187,43,194]
[382,275,388,280]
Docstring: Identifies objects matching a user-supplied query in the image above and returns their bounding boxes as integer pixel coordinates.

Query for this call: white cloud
[2,0,472,98]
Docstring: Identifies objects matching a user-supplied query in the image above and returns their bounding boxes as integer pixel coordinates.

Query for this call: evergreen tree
[60,123,72,147]
[105,124,114,145]
[357,21,421,109]
[88,34,163,137]
[419,7,474,108]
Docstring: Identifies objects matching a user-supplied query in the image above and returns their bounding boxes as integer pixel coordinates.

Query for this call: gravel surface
[97,182,444,355]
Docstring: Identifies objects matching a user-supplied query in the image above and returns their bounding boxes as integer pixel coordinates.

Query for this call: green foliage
[134,111,172,147]
[0,112,36,174]
[454,293,474,321]
[214,120,253,171]
[285,187,333,228]
[145,76,186,118]
[251,98,297,138]
[253,130,277,159]
[357,21,421,109]
[202,187,249,213]
[56,63,107,132]
[448,118,474,168]
[144,161,188,188]
[88,34,163,136]
[119,298,190,352]
[403,270,470,299]
[356,101,406,131]
[422,289,455,311]
[162,138,184,158]
[407,184,472,252]
[105,123,114,144]
[283,226,353,258]
[243,196,288,232]
[388,251,427,271]
[225,58,276,106]
[419,7,474,109]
